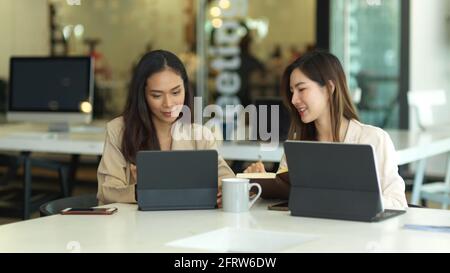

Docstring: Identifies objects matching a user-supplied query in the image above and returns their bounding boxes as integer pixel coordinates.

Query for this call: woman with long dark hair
[97,50,234,205]
[245,50,407,209]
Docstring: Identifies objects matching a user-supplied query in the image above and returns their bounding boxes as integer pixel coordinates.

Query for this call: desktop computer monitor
[7,57,94,131]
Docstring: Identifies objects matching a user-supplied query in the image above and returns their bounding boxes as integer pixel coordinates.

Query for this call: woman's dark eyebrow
[291,82,307,89]
[149,85,182,93]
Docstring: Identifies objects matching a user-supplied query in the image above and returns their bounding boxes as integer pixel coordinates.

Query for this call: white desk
[387,129,450,204]
[0,200,449,253]
[1,123,450,208]
[387,129,450,165]
[218,141,283,162]
[0,123,105,155]
[0,122,107,219]
[2,123,450,164]
[219,130,450,166]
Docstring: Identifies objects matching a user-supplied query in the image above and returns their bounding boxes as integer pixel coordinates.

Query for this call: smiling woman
[145,71,186,128]
[245,50,408,210]
[121,50,194,156]
[96,50,235,205]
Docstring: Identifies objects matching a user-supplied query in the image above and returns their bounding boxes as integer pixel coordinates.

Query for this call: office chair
[355,71,400,128]
[0,152,73,220]
[0,154,19,186]
[39,194,98,217]
[28,156,71,197]
[408,89,450,209]
[1,76,76,218]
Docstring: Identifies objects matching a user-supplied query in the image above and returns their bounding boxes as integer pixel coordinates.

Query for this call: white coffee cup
[222,178,262,213]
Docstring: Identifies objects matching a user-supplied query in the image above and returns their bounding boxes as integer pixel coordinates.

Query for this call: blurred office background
[0,0,449,223]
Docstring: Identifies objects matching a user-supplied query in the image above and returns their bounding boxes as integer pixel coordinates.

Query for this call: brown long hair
[281,50,359,142]
[122,50,193,163]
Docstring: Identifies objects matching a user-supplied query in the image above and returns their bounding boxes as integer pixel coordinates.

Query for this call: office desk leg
[22,152,32,220]
[441,154,450,210]
[411,158,427,205]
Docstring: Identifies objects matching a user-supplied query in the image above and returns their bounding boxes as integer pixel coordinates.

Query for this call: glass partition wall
[2,0,409,129]
[330,0,407,129]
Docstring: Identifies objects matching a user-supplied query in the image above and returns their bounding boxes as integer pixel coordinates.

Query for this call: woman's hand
[130,164,137,181]
[243,161,266,173]
[217,190,222,208]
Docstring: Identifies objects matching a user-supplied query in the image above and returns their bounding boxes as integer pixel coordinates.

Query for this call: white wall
[0,0,14,79]
[410,0,450,175]
[0,0,50,80]
[52,0,188,79]
[410,0,450,95]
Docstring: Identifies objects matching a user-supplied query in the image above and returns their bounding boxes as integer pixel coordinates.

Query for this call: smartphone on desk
[60,207,118,215]
[268,201,289,211]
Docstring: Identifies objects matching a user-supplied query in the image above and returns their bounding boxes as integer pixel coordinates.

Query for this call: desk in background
[1,122,450,218]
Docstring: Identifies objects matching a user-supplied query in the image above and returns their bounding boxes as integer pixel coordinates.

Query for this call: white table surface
[1,122,450,166]
[387,129,450,165]
[0,122,105,155]
[0,200,449,253]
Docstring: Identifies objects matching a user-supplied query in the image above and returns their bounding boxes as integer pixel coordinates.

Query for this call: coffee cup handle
[248,183,262,209]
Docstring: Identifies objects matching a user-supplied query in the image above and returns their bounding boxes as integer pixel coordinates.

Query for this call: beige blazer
[97,117,235,205]
[278,119,408,210]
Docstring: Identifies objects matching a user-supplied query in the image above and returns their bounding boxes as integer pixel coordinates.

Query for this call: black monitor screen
[9,57,92,112]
